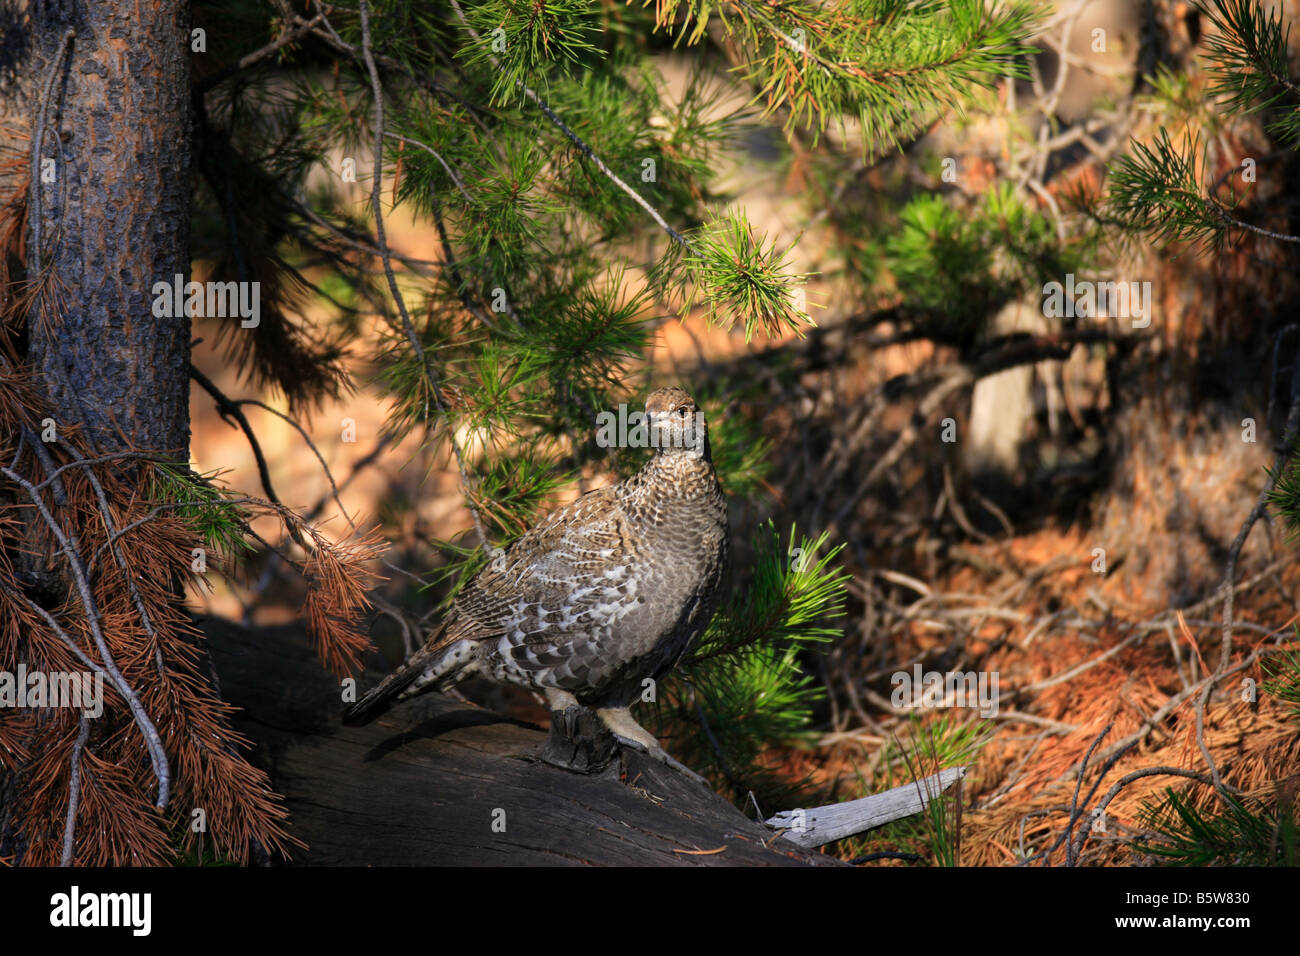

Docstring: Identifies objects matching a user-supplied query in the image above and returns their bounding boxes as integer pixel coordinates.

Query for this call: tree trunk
[26,0,191,456]
[1,0,191,863]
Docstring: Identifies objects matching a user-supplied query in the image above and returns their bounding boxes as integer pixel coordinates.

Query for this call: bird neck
[619,450,721,518]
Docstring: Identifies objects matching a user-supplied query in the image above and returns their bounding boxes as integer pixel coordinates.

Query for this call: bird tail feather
[342,618,463,725]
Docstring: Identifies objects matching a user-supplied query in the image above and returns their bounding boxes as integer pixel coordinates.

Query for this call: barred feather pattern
[344,387,728,723]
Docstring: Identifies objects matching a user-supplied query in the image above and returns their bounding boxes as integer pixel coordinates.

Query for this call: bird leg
[544,688,580,713]
[596,706,708,787]
[539,689,620,775]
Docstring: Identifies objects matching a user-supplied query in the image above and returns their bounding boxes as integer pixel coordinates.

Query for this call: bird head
[645,386,707,459]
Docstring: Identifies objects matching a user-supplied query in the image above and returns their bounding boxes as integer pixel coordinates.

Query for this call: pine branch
[1199,0,1300,147]
[1136,785,1298,866]
[357,0,499,556]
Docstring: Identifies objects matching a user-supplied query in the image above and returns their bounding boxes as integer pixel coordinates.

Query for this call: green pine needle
[1198,0,1300,147]
[649,522,849,802]
[148,463,253,560]
[1261,641,1300,718]
[662,208,816,342]
[1107,129,1229,251]
[1135,787,1299,866]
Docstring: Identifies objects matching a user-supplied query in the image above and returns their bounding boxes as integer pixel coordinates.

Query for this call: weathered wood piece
[765,767,967,849]
[202,616,841,866]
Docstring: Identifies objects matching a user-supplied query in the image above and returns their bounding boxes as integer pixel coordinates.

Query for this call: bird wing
[451,484,647,687]
[345,485,647,725]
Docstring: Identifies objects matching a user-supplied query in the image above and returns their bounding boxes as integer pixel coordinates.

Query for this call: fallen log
[201,616,841,866]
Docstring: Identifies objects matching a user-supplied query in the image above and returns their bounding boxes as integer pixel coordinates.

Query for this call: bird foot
[538,706,621,776]
[608,732,708,787]
[537,705,708,787]
[594,706,710,787]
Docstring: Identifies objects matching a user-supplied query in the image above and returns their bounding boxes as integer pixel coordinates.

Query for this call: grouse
[343,386,729,782]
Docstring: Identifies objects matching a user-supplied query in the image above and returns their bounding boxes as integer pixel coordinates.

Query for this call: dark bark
[203,616,839,866]
[26,0,191,457]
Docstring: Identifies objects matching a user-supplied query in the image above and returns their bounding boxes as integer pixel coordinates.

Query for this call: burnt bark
[26,0,191,457]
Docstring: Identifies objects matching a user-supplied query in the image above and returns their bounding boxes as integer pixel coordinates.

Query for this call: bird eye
[676,406,690,418]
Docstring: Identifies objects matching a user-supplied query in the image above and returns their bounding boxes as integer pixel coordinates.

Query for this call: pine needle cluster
[1106,0,1300,250]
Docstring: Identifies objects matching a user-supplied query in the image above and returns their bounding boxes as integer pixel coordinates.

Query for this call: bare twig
[196,10,329,93]
[686,682,741,793]
[92,495,262,572]
[380,130,514,329]
[369,592,419,658]
[382,131,473,206]
[1062,641,1282,784]
[19,426,68,506]
[60,715,91,867]
[303,435,391,523]
[236,397,357,532]
[58,443,167,666]
[1071,766,1230,862]
[29,28,75,275]
[190,363,306,547]
[1064,723,1111,867]
[1197,331,1300,792]
[30,450,165,492]
[0,582,104,675]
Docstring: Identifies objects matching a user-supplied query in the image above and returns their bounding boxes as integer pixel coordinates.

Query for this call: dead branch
[765,767,967,849]
[0,464,171,808]
[190,362,306,547]
[59,715,90,867]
